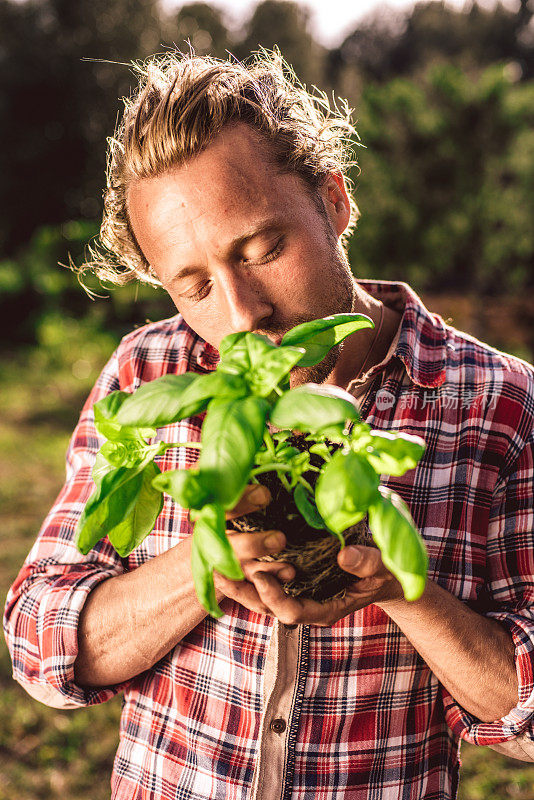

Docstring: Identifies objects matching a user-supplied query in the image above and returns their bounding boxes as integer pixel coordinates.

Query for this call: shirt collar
[356,279,447,389]
[193,279,447,388]
[195,338,220,371]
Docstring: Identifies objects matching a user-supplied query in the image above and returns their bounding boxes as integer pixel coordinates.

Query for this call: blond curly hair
[81,49,361,287]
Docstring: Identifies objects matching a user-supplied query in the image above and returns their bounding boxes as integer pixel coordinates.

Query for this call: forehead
[127,123,304,246]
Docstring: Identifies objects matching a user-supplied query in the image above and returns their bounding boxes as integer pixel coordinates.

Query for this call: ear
[320,173,351,237]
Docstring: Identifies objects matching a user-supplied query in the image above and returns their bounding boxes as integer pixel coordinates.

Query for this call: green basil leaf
[219,332,288,379]
[219,331,247,359]
[152,467,213,510]
[246,345,305,397]
[218,339,252,375]
[274,445,300,461]
[308,442,332,461]
[281,313,374,367]
[107,462,164,556]
[197,396,269,508]
[191,537,222,618]
[368,486,428,601]
[315,450,380,535]
[246,333,278,365]
[192,504,243,580]
[115,372,248,429]
[191,503,244,617]
[93,390,156,443]
[100,438,151,468]
[270,383,359,433]
[93,391,130,421]
[95,418,156,445]
[75,466,145,554]
[271,431,292,444]
[91,451,115,483]
[114,374,199,427]
[364,431,426,476]
[178,371,249,416]
[293,483,325,529]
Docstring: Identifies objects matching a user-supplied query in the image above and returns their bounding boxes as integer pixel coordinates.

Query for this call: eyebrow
[168,219,284,284]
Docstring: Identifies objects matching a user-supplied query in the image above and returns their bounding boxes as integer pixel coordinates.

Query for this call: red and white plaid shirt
[4,280,534,799]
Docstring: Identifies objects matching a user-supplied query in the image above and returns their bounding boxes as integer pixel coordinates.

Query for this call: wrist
[375,577,435,618]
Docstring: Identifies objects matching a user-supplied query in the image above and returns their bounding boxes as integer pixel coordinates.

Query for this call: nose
[218,268,274,335]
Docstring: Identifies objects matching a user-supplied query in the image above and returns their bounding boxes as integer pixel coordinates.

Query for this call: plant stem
[251,463,293,492]
[163,441,202,450]
[263,429,277,457]
[298,476,315,494]
[279,472,292,492]
[250,464,292,477]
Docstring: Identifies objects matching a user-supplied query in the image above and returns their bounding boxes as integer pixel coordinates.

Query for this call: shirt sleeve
[442,426,534,748]
[2,348,132,709]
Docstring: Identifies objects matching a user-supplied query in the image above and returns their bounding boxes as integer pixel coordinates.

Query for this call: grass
[0,339,123,799]
[1,318,533,798]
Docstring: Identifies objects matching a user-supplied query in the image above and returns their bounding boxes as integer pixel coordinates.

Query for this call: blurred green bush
[2,62,531,354]
[350,63,534,295]
[0,220,174,349]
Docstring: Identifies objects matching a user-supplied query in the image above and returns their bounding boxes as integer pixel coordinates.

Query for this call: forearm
[74,537,224,687]
[377,579,518,722]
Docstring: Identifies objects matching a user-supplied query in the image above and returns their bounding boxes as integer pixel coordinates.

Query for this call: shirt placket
[250,620,300,800]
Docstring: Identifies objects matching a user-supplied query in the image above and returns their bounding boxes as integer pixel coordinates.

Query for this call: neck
[326,283,401,391]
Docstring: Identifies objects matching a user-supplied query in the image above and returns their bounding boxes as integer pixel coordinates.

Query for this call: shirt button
[270,718,287,734]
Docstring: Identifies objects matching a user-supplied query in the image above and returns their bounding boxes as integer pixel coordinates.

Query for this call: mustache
[258,314,320,341]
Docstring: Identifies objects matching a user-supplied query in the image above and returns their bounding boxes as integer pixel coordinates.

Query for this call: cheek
[171,298,228,349]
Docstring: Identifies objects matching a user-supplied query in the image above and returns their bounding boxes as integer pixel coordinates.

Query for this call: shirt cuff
[7,565,130,708]
[443,611,534,746]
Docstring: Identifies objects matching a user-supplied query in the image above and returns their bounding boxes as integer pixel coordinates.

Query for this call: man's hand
[217,488,404,624]
[249,544,404,626]
[213,484,297,616]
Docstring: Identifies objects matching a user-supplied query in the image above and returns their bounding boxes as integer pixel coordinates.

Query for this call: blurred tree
[328,1,534,87]
[349,63,534,296]
[0,0,163,255]
[165,2,231,58]
[236,0,324,87]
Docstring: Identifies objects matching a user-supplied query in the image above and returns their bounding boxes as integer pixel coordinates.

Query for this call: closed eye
[240,236,285,266]
[184,237,285,302]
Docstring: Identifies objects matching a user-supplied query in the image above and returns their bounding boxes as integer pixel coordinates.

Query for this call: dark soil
[228,433,374,602]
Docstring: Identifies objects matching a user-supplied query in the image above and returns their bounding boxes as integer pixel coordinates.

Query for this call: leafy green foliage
[270,383,361,433]
[190,504,244,618]
[364,430,425,476]
[368,486,428,601]
[281,313,374,366]
[315,451,380,540]
[195,396,270,509]
[76,314,428,617]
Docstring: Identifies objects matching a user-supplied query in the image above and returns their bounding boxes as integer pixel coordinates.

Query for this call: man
[4,51,534,799]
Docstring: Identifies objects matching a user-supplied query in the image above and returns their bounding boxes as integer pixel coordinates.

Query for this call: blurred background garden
[1,0,533,797]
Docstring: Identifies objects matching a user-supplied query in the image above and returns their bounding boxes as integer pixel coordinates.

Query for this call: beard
[283,246,356,388]
[288,340,344,388]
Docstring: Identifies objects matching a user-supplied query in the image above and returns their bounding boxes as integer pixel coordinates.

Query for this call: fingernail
[264,533,284,552]
[340,546,362,567]
[248,486,269,507]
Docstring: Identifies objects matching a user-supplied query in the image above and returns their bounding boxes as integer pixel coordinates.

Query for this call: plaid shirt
[4,280,534,799]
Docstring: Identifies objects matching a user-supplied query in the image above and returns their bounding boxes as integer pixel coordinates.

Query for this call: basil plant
[76,314,427,618]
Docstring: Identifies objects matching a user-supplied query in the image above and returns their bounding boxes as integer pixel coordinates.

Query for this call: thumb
[338,545,384,577]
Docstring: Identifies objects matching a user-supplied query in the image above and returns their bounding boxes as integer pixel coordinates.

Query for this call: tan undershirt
[346,302,403,409]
